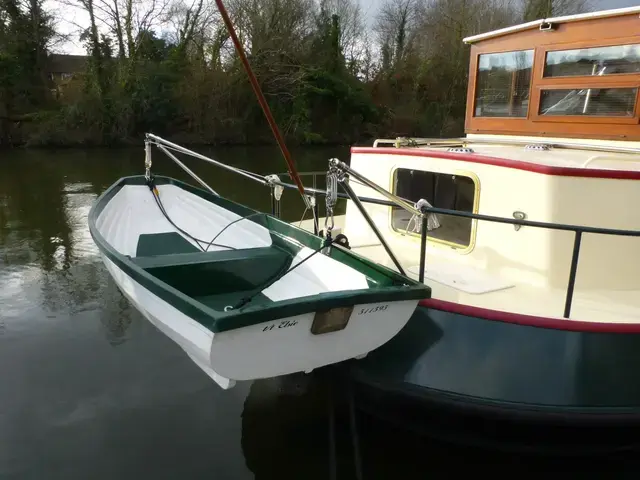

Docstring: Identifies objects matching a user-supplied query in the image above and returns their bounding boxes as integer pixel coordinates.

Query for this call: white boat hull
[102,254,418,389]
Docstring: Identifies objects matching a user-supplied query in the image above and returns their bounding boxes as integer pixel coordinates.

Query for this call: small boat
[88,172,429,389]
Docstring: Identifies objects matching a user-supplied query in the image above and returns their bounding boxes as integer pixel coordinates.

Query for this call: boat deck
[428,144,640,171]
[298,216,640,324]
[359,141,640,172]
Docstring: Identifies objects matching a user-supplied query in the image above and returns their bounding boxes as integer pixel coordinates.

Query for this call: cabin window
[539,87,638,117]
[391,169,476,248]
[474,49,534,118]
[544,44,640,78]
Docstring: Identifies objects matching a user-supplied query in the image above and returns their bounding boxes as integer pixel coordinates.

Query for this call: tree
[0,0,55,143]
[375,0,420,73]
[522,0,592,21]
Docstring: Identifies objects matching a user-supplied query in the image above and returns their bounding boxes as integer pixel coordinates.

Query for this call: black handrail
[272,173,640,320]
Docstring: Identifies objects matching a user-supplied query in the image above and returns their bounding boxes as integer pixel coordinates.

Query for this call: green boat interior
[131,232,293,311]
[128,230,415,312]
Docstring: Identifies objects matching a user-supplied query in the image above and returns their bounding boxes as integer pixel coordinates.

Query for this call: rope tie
[406,198,440,234]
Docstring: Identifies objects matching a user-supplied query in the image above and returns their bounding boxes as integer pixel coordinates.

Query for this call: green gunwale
[88,175,431,333]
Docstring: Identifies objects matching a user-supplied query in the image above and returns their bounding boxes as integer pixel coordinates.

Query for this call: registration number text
[358,305,389,315]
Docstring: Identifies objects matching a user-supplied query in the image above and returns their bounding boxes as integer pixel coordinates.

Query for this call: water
[0,145,637,479]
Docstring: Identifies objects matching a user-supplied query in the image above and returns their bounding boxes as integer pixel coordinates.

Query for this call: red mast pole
[213,0,308,203]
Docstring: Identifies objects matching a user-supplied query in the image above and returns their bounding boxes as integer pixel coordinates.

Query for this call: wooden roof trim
[463,6,640,44]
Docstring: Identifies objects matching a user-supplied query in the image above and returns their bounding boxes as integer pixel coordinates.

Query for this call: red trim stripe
[351,147,640,180]
[420,298,640,333]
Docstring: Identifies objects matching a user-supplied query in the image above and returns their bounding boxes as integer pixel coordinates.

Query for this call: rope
[406,198,440,234]
[298,205,310,227]
[145,177,342,312]
[298,195,317,229]
[228,236,333,310]
[203,212,267,252]
[146,177,237,252]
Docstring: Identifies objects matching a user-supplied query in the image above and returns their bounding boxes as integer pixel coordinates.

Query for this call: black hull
[347,305,640,454]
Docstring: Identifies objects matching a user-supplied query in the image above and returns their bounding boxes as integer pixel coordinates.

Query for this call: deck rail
[371,136,640,155]
[272,171,640,320]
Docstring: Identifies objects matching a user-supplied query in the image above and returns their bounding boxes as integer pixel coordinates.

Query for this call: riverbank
[1,119,382,150]
[0,125,375,150]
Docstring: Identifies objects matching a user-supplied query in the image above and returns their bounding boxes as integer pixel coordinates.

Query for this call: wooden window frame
[530,38,640,124]
[471,48,535,120]
[531,84,639,124]
[464,18,640,140]
[540,38,640,81]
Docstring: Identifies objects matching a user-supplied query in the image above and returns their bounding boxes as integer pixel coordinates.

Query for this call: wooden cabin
[318,7,640,322]
[463,7,640,142]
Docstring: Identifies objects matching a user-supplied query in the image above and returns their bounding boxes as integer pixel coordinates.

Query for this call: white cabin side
[299,6,640,322]
[343,145,640,294]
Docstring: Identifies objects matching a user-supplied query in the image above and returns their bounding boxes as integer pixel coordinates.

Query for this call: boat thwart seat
[131,232,293,305]
[136,232,201,256]
[131,246,289,270]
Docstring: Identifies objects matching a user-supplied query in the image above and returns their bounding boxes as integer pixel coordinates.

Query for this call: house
[46,54,89,98]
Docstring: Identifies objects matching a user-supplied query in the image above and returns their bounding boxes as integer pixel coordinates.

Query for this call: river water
[0,145,636,478]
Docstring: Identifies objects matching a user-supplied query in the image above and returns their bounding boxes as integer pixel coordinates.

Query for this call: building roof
[47,54,89,74]
[462,6,640,44]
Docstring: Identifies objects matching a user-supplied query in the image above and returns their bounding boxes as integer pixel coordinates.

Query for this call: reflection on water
[0,145,353,479]
[0,146,347,340]
[1,146,638,478]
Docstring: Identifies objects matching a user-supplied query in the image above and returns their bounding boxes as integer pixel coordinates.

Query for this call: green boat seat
[131,245,293,298]
[131,247,285,269]
[136,232,200,257]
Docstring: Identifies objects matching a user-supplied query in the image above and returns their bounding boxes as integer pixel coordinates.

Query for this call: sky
[51,0,640,56]
[361,0,639,24]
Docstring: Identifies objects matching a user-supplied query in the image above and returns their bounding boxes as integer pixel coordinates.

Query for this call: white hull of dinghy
[101,254,418,389]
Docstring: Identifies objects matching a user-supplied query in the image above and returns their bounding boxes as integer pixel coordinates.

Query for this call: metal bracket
[448,147,474,154]
[265,174,284,201]
[144,140,152,180]
[525,143,551,151]
[513,211,526,231]
[330,159,407,277]
[306,194,316,208]
[265,174,283,218]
